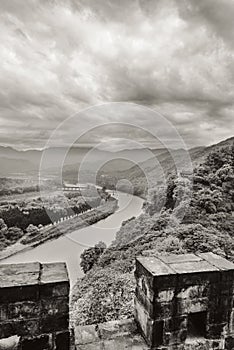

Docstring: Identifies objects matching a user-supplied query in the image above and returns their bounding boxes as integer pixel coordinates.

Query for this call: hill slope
[71,138,234,327]
[97,137,234,196]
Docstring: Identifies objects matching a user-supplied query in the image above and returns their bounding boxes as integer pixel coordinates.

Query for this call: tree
[26,224,39,236]
[80,241,107,273]
[0,218,7,236]
[5,227,24,242]
[143,185,167,215]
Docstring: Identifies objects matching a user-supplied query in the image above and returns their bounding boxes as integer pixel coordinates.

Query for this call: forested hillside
[71,142,234,327]
[97,137,234,197]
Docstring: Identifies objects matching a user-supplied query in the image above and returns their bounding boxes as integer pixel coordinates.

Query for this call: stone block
[0,262,70,348]
[98,319,137,340]
[229,308,234,333]
[135,253,234,347]
[135,274,155,302]
[166,316,187,333]
[0,319,40,339]
[74,324,100,345]
[135,260,155,293]
[135,286,154,317]
[177,271,220,287]
[167,328,188,346]
[134,297,155,346]
[40,263,69,285]
[55,330,70,350]
[40,314,69,333]
[156,289,175,303]
[39,282,69,298]
[171,261,219,275]
[197,253,234,271]
[0,321,13,339]
[136,257,177,292]
[0,304,8,321]
[0,335,20,349]
[176,297,208,315]
[20,334,50,350]
[225,336,234,350]
[40,297,69,317]
[8,301,40,320]
[159,254,203,265]
[0,285,39,303]
[206,323,226,338]
[154,301,174,320]
[76,335,150,350]
[0,263,40,288]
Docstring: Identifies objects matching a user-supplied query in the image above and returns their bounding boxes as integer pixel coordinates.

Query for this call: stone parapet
[0,261,70,349]
[135,253,234,349]
[74,318,149,350]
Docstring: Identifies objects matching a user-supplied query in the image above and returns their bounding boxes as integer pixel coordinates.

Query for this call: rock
[0,335,20,350]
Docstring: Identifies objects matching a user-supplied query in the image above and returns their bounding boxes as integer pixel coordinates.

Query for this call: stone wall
[74,318,148,350]
[135,253,234,349]
[0,262,70,349]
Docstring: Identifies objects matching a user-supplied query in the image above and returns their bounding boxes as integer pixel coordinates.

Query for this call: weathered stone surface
[135,253,234,348]
[198,252,234,271]
[20,334,50,350]
[98,319,138,340]
[171,261,219,275]
[40,297,69,317]
[75,324,100,345]
[159,254,203,265]
[0,263,40,289]
[40,314,69,333]
[134,297,155,346]
[8,301,40,319]
[39,281,69,298]
[0,319,40,338]
[137,257,176,276]
[77,336,149,350]
[40,263,69,284]
[55,330,70,350]
[0,262,40,277]
[0,285,39,303]
[0,262,70,349]
[0,335,20,350]
[0,304,8,321]
[75,319,149,349]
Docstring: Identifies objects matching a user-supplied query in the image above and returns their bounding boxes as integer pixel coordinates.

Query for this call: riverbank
[1,193,144,286]
[0,199,118,262]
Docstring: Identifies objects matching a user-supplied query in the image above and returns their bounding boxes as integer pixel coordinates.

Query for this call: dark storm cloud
[0,0,233,149]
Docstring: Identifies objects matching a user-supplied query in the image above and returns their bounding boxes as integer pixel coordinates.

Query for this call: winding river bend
[2,192,144,286]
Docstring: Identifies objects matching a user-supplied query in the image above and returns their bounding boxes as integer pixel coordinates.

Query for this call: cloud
[0,0,233,149]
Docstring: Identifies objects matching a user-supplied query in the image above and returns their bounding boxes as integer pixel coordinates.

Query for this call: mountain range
[0,137,233,186]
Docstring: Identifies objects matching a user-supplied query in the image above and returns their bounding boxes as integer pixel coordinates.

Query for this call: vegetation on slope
[0,186,109,250]
[71,143,234,327]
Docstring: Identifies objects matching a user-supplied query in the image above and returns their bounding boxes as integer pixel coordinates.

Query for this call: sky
[0,0,234,150]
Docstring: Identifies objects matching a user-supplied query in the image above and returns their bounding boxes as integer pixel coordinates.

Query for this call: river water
[2,192,144,286]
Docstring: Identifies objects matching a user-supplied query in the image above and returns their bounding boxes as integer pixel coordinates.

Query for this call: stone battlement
[0,262,70,349]
[135,252,234,349]
[1,253,234,350]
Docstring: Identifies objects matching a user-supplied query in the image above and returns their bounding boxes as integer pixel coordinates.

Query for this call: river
[2,192,144,286]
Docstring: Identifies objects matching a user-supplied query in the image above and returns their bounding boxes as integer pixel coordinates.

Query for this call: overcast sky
[0,0,234,150]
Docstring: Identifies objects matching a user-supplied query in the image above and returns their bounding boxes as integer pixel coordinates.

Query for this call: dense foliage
[0,187,108,249]
[71,144,234,327]
[80,242,107,273]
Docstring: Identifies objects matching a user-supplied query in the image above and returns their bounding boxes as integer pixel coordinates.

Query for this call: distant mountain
[0,157,35,175]
[0,145,154,176]
[96,136,234,196]
[0,137,233,182]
